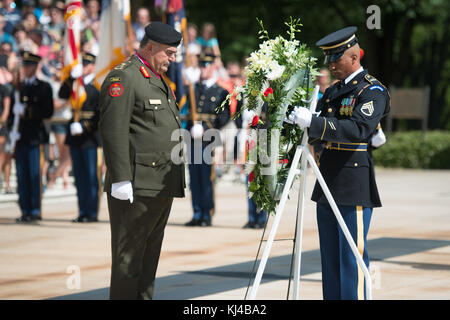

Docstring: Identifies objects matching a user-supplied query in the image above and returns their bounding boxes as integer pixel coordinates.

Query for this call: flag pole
[180,17,197,121]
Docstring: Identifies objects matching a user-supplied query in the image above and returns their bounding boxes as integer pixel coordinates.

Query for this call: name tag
[149,99,162,104]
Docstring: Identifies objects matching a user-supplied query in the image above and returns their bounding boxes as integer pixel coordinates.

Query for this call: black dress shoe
[185,219,200,226]
[199,220,212,227]
[16,215,38,223]
[72,216,98,223]
[243,222,256,229]
[255,221,267,229]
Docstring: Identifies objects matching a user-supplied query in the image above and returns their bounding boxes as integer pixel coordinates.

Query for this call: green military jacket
[99,54,185,198]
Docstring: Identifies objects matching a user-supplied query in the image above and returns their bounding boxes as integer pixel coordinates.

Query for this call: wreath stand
[246,85,373,300]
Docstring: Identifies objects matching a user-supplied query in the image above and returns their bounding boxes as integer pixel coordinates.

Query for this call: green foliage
[372,131,450,169]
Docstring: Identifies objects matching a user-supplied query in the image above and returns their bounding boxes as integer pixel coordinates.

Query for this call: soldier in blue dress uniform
[289,26,390,300]
[14,51,54,223]
[59,52,102,222]
[184,52,230,227]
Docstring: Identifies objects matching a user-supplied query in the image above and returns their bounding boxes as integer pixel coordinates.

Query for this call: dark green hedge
[372,131,450,169]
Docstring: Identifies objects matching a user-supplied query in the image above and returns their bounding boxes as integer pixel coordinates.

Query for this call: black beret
[22,51,41,65]
[145,21,182,46]
[316,26,358,64]
[82,52,96,64]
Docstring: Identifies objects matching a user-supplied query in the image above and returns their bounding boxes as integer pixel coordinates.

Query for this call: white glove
[288,106,312,129]
[70,63,83,79]
[190,122,204,140]
[9,130,20,142]
[70,122,83,135]
[13,102,25,116]
[371,128,386,148]
[111,180,134,203]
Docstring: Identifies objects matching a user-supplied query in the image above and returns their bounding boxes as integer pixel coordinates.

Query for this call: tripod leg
[305,152,373,300]
[292,145,309,299]
[248,146,303,300]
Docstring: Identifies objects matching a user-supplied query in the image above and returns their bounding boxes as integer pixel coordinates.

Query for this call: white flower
[266,61,285,80]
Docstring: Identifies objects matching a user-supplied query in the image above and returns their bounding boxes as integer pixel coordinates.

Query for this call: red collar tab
[135,53,161,79]
[140,66,150,78]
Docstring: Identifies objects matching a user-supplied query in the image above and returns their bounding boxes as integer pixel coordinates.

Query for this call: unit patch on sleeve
[109,83,124,97]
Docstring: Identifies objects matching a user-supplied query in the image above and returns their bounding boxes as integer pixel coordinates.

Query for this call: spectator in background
[85,0,100,25]
[37,0,52,26]
[21,0,37,18]
[132,7,151,49]
[317,67,331,100]
[186,23,200,56]
[13,24,34,53]
[45,4,64,55]
[1,42,17,71]
[82,1,100,56]
[197,23,221,58]
[197,23,226,80]
[47,53,71,190]
[0,53,11,194]
[0,0,22,35]
[0,13,16,51]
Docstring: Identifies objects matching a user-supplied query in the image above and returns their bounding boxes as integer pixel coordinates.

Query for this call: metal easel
[246,85,373,300]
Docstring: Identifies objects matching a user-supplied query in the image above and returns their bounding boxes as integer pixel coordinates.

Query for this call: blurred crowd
[0,1,332,229]
[0,1,252,197]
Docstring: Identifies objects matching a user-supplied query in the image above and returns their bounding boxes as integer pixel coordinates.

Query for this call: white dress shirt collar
[344,66,364,84]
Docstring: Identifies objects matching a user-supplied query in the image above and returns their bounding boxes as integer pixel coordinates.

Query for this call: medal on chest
[339,96,356,116]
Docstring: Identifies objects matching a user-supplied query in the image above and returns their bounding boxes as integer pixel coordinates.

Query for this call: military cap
[82,52,96,65]
[22,51,41,65]
[198,52,215,67]
[144,21,182,47]
[316,26,358,64]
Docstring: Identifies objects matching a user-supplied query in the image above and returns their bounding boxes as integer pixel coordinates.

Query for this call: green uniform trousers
[107,194,173,300]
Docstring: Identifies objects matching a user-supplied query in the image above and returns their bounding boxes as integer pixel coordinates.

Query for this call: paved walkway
[0,167,449,300]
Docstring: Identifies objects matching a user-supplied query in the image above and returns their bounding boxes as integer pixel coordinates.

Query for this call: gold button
[354,163,358,167]
[211,96,216,102]
[152,162,156,166]
[154,106,158,110]
[200,95,205,100]
[328,108,332,113]
[353,80,358,85]
[326,99,330,103]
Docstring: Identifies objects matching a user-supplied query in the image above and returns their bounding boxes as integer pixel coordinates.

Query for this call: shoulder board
[364,74,379,84]
[114,60,132,70]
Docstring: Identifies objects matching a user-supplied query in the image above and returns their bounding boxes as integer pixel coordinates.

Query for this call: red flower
[264,87,274,97]
[278,159,288,165]
[248,171,255,182]
[251,115,260,127]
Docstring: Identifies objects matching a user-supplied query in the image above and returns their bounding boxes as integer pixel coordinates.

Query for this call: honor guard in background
[99,22,185,300]
[184,52,230,227]
[289,27,390,300]
[14,52,54,223]
[59,52,102,223]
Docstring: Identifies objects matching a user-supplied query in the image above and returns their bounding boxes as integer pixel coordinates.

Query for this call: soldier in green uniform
[99,22,185,300]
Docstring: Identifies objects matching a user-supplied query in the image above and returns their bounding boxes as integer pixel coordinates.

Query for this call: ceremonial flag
[61,0,86,121]
[94,0,132,89]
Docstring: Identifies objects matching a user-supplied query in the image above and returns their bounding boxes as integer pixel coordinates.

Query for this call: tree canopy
[132,0,450,129]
